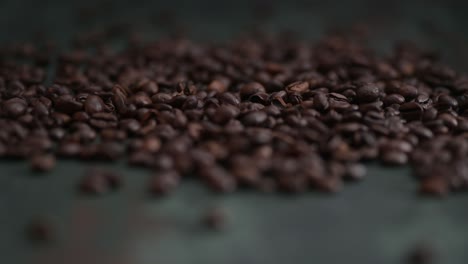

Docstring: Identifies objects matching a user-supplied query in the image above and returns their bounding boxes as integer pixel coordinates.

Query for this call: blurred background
[1,0,468,263]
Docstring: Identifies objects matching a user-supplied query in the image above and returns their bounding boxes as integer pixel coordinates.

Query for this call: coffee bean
[405,243,436,264]
[286,81,309,93]
[26,218,54,243]
[383,94,405,106]
[210,105,239,124]
[356,83,380,103]
[313,93,329,111]
[84,95,106,114]
[200,166,237,193]
[345,163,367,181]
[54,95,82,114]
[149,170,180,195]
[419,177,448,197]
[3,98,27,117]
[400,102,423,121]
[382,150,408,165]
[239,82,265,100]
[79,168,121,195]
[241,111,267,126]
[202,207,227,230]
[30,154,56,172]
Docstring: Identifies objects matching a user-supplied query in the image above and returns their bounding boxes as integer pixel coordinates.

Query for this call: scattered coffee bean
[405,243,436,264]
[149,170,180,195]
[30,154,56,172]
[79,168,121,195]
[202,207,227,230]
[0,30,467,198]
[26,218,54,243]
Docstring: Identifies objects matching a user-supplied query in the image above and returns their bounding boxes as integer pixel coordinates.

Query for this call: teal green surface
[1,161,468,264]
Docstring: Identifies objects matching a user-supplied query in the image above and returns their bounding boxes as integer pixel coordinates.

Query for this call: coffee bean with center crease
[400,102,423,121]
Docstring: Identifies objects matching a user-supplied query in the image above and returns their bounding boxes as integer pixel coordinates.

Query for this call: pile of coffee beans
[1,31,468,196]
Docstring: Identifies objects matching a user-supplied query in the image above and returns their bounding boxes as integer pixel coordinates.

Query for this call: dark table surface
[1,1,468,263]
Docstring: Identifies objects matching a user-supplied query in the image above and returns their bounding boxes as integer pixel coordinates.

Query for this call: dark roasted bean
[383,94,405,106]
[202,207,227,230]
[241,111,267,126]
[26,218,54,243]
[30,154,56,172]
[382,150,408,165]
[400,102,423,121]
[239,82,265,101]
[286,81,309,93]
[84,95,106,114]
[79,168,121,195]
[405,243,436,264]
[3,98,27,117]
[149,170,180,195]
[356,83,380,103]
[313,93,329,111]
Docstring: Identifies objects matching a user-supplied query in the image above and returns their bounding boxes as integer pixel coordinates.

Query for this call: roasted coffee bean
[241,111,267,126]
[405,243,436,264]
[30,154,56,172]
[200,166,237,193]
[435,94,458,110]
[210,105,239,124]
[149,170,180,195]
[313,93,329,111]
[383,94,405,106]
[399,102,423,121]
[286,81,309,93]
[356,83,380,103]
[3,98,27,117]
[84,95,106,114]
[202,207,227,230]
[382,150,408,165]
[345,163,367,181]
[419,177,448,197]
[26,218,54,243]
[79,168,121,195]
[54,95,82,114]
[239,82,265,100]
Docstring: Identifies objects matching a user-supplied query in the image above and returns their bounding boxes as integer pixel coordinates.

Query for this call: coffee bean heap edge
[1,31,468,196]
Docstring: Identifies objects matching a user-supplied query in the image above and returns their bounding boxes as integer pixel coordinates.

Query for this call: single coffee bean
[149,170,180,195]
[26,218,54,243]
[79,168,121,195]
[202,207,227,230]
[400,102,423,121]
[419,177,448,197]
[356,83,380,103]
[382,150,408,165]
[241,111,267,126]
[405,243,436,264]
[30,154,56,172]
[3,98,27,117]
[239,82,265,100]
[383,94,405,106]
[84,95,106,114]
